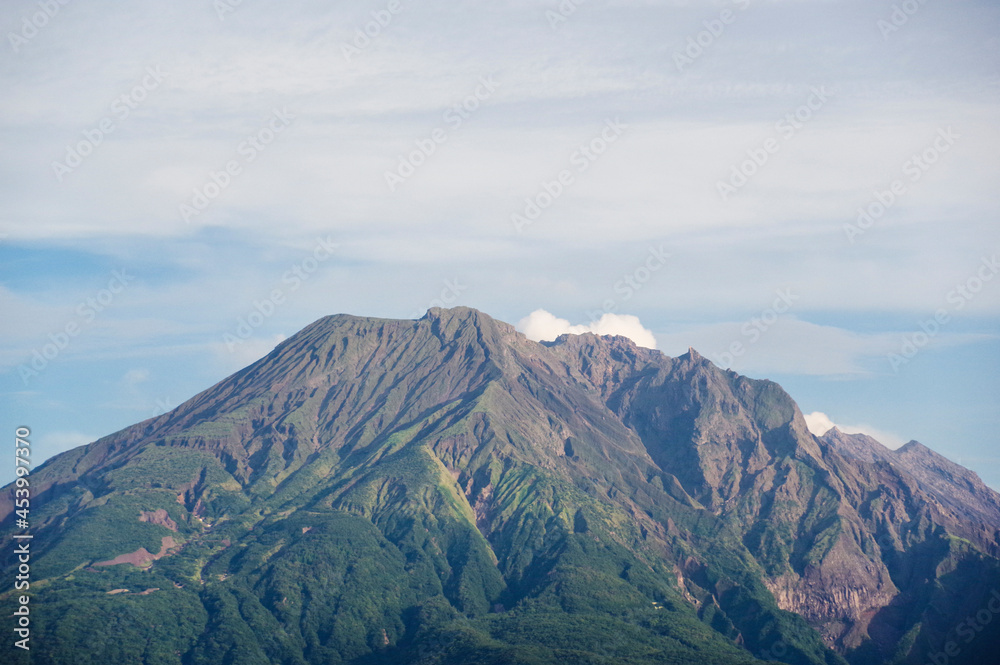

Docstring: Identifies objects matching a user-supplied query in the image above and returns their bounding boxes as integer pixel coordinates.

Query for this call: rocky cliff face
[2,307,998,665]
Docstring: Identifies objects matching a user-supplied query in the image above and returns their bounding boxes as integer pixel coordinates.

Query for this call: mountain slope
[2,307,998,665]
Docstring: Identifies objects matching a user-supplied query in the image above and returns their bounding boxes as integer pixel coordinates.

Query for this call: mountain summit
[3,308,999,665]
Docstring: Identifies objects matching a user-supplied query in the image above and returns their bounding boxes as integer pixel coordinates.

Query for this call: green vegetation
[34,492,184,579]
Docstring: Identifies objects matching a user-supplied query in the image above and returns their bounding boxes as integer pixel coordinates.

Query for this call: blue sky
[1,0,998,487]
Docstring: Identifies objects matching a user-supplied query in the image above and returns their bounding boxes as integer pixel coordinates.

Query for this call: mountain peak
[421,306,518,335]
[895,440,961,469]
[421,305,485,321]
[549,330,637,348]
[819,429,1000,551]
[897,439,929,454]
[683,346,705,362]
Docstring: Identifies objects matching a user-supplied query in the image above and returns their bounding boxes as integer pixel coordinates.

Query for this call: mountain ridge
[3,307,998,665]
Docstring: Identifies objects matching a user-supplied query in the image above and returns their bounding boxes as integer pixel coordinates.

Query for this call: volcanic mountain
[3,307,999,665]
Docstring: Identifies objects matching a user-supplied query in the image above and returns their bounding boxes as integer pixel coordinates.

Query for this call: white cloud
[803,411,837,436]
[517,309,657,349]
[2,0,998,252]
[804,411,906,450]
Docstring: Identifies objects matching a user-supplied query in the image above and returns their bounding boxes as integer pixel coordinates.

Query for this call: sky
[1,0,998,488]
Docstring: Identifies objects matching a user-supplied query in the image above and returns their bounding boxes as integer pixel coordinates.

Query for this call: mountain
[819,428,1000,540]
[3,307,999,665]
